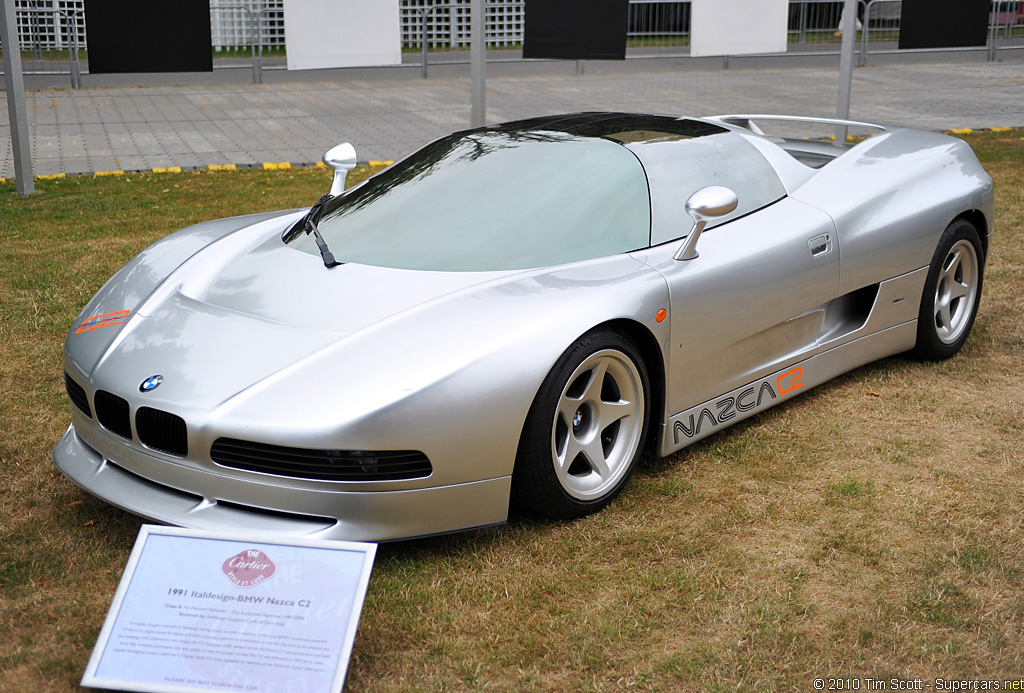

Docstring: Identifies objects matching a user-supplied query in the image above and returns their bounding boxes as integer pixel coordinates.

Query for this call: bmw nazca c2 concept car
[53,113,993,541]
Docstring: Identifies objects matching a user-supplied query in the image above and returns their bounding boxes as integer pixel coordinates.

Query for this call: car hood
[196,230,513,332]
[66,212,526,410]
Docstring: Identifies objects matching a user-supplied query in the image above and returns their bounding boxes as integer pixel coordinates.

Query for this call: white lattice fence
[10,0,85,50]
[209,0,285,51]
[401,0,525,49]
[7,1,1016,57]
[1,0,287,51]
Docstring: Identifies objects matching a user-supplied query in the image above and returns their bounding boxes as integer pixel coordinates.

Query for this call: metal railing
[211,0,285,52]
[788,0,860,53]
[856,0,1024,66]
[419,2,452,78]
[1,3,282,86]
[210,5,284,83]
[407,0,1024,66]
[859,0,899,66]
[626,0,689,57]
[411,0,525,74]
[410,0,695,68]
[2,6,83,87]
[6,0,1024,87]
[409,0,856,65]
[401,0,522,50]
[989,1,1024,58]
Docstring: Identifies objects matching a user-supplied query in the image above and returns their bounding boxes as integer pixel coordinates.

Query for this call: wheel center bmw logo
[572,410,583,428]
[140,375,163,392]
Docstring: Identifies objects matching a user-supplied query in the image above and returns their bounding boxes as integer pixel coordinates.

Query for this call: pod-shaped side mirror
[674,186,739,261]
[323,142,358,196]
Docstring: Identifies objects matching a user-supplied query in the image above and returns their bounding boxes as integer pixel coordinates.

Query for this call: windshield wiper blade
[295,193,341,268]
[310,219,339,268]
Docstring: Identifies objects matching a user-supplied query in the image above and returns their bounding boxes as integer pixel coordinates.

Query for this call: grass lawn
[1,132,1023,692]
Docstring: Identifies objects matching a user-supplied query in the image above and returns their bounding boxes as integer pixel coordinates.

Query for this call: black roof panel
[489,112,728,143]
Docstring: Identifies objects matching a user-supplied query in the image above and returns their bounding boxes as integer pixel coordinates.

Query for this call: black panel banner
[898,0,990,50]
[523,0,628,60]
[85,0,213,73]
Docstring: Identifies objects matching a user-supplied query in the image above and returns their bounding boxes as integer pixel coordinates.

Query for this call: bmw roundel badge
[140,375,163,393]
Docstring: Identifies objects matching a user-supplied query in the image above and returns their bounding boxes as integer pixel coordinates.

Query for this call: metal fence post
[421,3,450,80]
[258,7,283,81]
[988,0,1002,62]
[836,0,858,144]
[859,0,867,67]
[254,8,262,83]
[69,9,82,88]
[422,7,429,78]
[470,0,485,127]
[798,0,808,44]
[1,0,36,195]
[450,1,457,51]
[214,5,260,83]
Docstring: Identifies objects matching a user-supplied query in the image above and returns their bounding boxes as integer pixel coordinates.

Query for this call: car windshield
[286,129,651,271]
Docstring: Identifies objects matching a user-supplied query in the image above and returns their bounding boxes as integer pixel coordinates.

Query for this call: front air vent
[94,390,131,439]
[136,407,188,457]
[210,438,433,482]
[106,461,204,504]
[64,372,91,418]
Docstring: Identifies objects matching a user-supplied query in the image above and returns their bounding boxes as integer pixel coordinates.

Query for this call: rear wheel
[911,218,984,361]
[511,330,649,519]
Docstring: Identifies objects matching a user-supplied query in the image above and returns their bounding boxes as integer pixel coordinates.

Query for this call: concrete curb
[1,127,1018,186]
[942,126,1018,135]
[1,160,396,184]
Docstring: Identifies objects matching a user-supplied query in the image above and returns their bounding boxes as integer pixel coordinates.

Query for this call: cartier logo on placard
[222,549,276,587]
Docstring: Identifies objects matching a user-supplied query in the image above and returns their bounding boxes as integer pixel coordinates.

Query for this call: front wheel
[511,330,649,520]
[911,218,984,361]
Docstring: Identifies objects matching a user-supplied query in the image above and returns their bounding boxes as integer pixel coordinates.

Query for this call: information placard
[690,0,789,57]
[282,0,401,69]
[82,525,376,693]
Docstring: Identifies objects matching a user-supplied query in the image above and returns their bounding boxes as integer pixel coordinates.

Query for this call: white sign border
[81,524,377,693]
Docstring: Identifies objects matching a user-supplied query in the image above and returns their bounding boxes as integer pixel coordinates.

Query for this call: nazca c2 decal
[673,367,805,444]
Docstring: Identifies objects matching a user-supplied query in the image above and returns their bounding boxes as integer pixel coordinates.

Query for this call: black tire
[910,218,984,361]
[511,330,650,520]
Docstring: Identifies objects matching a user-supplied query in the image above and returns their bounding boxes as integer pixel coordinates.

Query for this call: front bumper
[52,423,511,542]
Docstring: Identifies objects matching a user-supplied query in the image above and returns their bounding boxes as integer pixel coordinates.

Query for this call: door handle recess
[809,233,832,257]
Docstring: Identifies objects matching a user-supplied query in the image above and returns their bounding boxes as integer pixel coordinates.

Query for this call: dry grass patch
[2,133,1023,691]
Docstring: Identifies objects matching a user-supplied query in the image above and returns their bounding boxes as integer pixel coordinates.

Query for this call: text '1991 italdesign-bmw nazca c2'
[53,112,993,541]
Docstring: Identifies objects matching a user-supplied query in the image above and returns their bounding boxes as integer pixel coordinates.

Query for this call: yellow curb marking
[12,125,1020,189]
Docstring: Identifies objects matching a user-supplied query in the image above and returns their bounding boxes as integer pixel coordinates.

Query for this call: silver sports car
[53,112,993,542]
